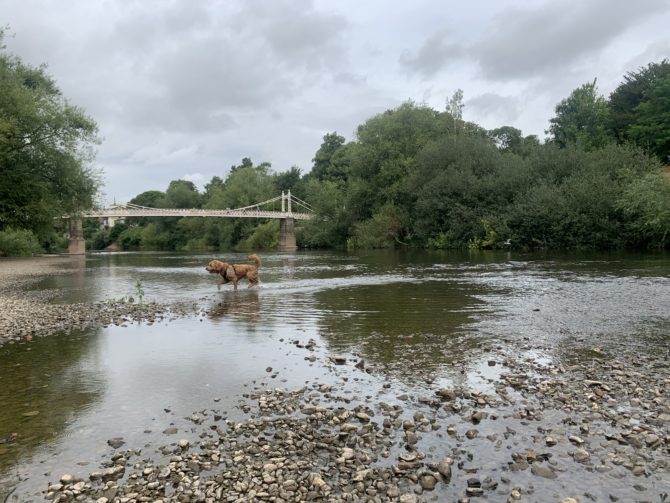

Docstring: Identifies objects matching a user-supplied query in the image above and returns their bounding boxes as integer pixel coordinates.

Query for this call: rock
[436,457,453,481]
[419,474,437,490]
[163,427,178,435]
[530,464,557,479]
[60,474,75,484]
[574,449,590,463]
[329,355,347,365]
[107,437,125,449]
[178,439,190,449]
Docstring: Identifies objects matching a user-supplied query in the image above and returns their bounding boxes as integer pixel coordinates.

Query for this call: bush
[0,228,43,256]
[238,220,278,250]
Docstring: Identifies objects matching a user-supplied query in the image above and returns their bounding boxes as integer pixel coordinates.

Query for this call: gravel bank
[0,257,199,347]
[43,338,670,503]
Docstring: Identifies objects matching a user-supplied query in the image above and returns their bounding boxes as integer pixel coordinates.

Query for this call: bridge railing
[79,208,313,220]
[70,191,314,220]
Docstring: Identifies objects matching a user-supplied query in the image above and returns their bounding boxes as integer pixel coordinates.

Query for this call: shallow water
[1,250,669,500]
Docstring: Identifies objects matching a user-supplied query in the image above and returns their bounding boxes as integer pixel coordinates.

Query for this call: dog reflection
[208,289,260,323]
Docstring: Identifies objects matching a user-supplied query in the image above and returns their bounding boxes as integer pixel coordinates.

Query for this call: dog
[206,254,261,290]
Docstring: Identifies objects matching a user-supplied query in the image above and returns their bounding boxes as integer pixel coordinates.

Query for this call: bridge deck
[79,208,313,220]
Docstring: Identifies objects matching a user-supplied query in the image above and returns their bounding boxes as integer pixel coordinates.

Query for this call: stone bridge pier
[68,218,86,255]
[278,217,297,252]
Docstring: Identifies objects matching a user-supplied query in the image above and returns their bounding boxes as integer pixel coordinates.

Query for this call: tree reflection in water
[0,328,104,475]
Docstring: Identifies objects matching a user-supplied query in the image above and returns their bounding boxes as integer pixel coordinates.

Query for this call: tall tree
[310,132,346,181]
[616,71,670,162]
[0,30,100,239]
[547,79,612,150]
[608,59,670,147]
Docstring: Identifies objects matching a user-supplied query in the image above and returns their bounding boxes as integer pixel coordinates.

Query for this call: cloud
[399,29,465,78]
[466,93,522,125]
[473,0,669,81]
[399,0,669,83]
[2,0,669,203]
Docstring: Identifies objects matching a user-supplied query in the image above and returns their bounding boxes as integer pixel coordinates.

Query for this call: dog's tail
[247,254,261,268]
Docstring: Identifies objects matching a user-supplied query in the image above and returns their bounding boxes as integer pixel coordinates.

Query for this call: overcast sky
[2,0,669,204]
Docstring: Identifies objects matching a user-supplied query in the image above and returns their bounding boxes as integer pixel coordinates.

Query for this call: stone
[530,464,557,479]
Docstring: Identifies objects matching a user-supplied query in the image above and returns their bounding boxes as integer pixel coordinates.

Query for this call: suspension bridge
[65,190,314,254]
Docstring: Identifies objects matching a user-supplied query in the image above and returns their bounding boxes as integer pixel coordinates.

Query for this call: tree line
[1,29,668,255]
[101,60,670,252]
[0,30,99,255]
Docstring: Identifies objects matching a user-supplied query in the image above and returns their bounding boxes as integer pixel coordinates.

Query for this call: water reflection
[0,329,104,475]
[312,278,489,382]
[208,289,261,325]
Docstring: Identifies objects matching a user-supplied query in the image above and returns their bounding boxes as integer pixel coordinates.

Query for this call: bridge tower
[278,190,297,252]
[68,218,86,255]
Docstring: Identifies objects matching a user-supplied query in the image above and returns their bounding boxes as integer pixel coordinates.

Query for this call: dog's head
[206,260,228,274]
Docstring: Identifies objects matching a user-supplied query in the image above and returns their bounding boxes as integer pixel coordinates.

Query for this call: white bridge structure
[65,190,314,254]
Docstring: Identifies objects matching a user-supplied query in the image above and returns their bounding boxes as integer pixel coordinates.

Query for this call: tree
[310,132,346,181]
[547,79,612,150]
[0,30,100,242]
[273,166,302,194]
[626,75,670,162]
[163,180,202,208]
[446,89,464,119]
[130,190,165,207]
[608,59,670,145]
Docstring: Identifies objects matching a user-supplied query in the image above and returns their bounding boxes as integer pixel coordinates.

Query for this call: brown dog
[206,254,261,290]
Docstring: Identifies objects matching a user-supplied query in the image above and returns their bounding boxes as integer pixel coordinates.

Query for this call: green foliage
[135,278,145,303]
[608,60,670,149]
[616,170,670,248]
[130,190,165,207]
[116,227,143,250]
[310,132,346,181]
[352,205,408,249]
[0,31,99,240]
[627,76,670,162]
[238,220,278,250]
[548,80,612,150]
[108,59,670,253]
[299,179,350,248]
[0,228,42,256]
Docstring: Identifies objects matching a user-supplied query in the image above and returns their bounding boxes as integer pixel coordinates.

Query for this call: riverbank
[42,335,670,502]
[0,257,199,347]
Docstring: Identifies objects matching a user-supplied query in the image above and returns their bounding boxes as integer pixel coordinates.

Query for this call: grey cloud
[474,0,669,81]
[399,29,464,78]
[466,93,521,125]
[247,0,349,72]
[333,72,367,86]
[399,0,669,82]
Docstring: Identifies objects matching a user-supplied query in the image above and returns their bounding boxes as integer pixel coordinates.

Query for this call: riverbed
[0,250,669,502]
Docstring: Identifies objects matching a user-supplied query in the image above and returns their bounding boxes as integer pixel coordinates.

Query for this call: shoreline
[0,256,200,347]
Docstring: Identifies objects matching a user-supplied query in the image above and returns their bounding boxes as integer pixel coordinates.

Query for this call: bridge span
[65,190,313,254]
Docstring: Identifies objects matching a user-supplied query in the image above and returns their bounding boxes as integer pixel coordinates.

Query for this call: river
[1,250,669,501]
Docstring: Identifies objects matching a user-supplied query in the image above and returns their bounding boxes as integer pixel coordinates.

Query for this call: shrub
[0,228,43,256]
